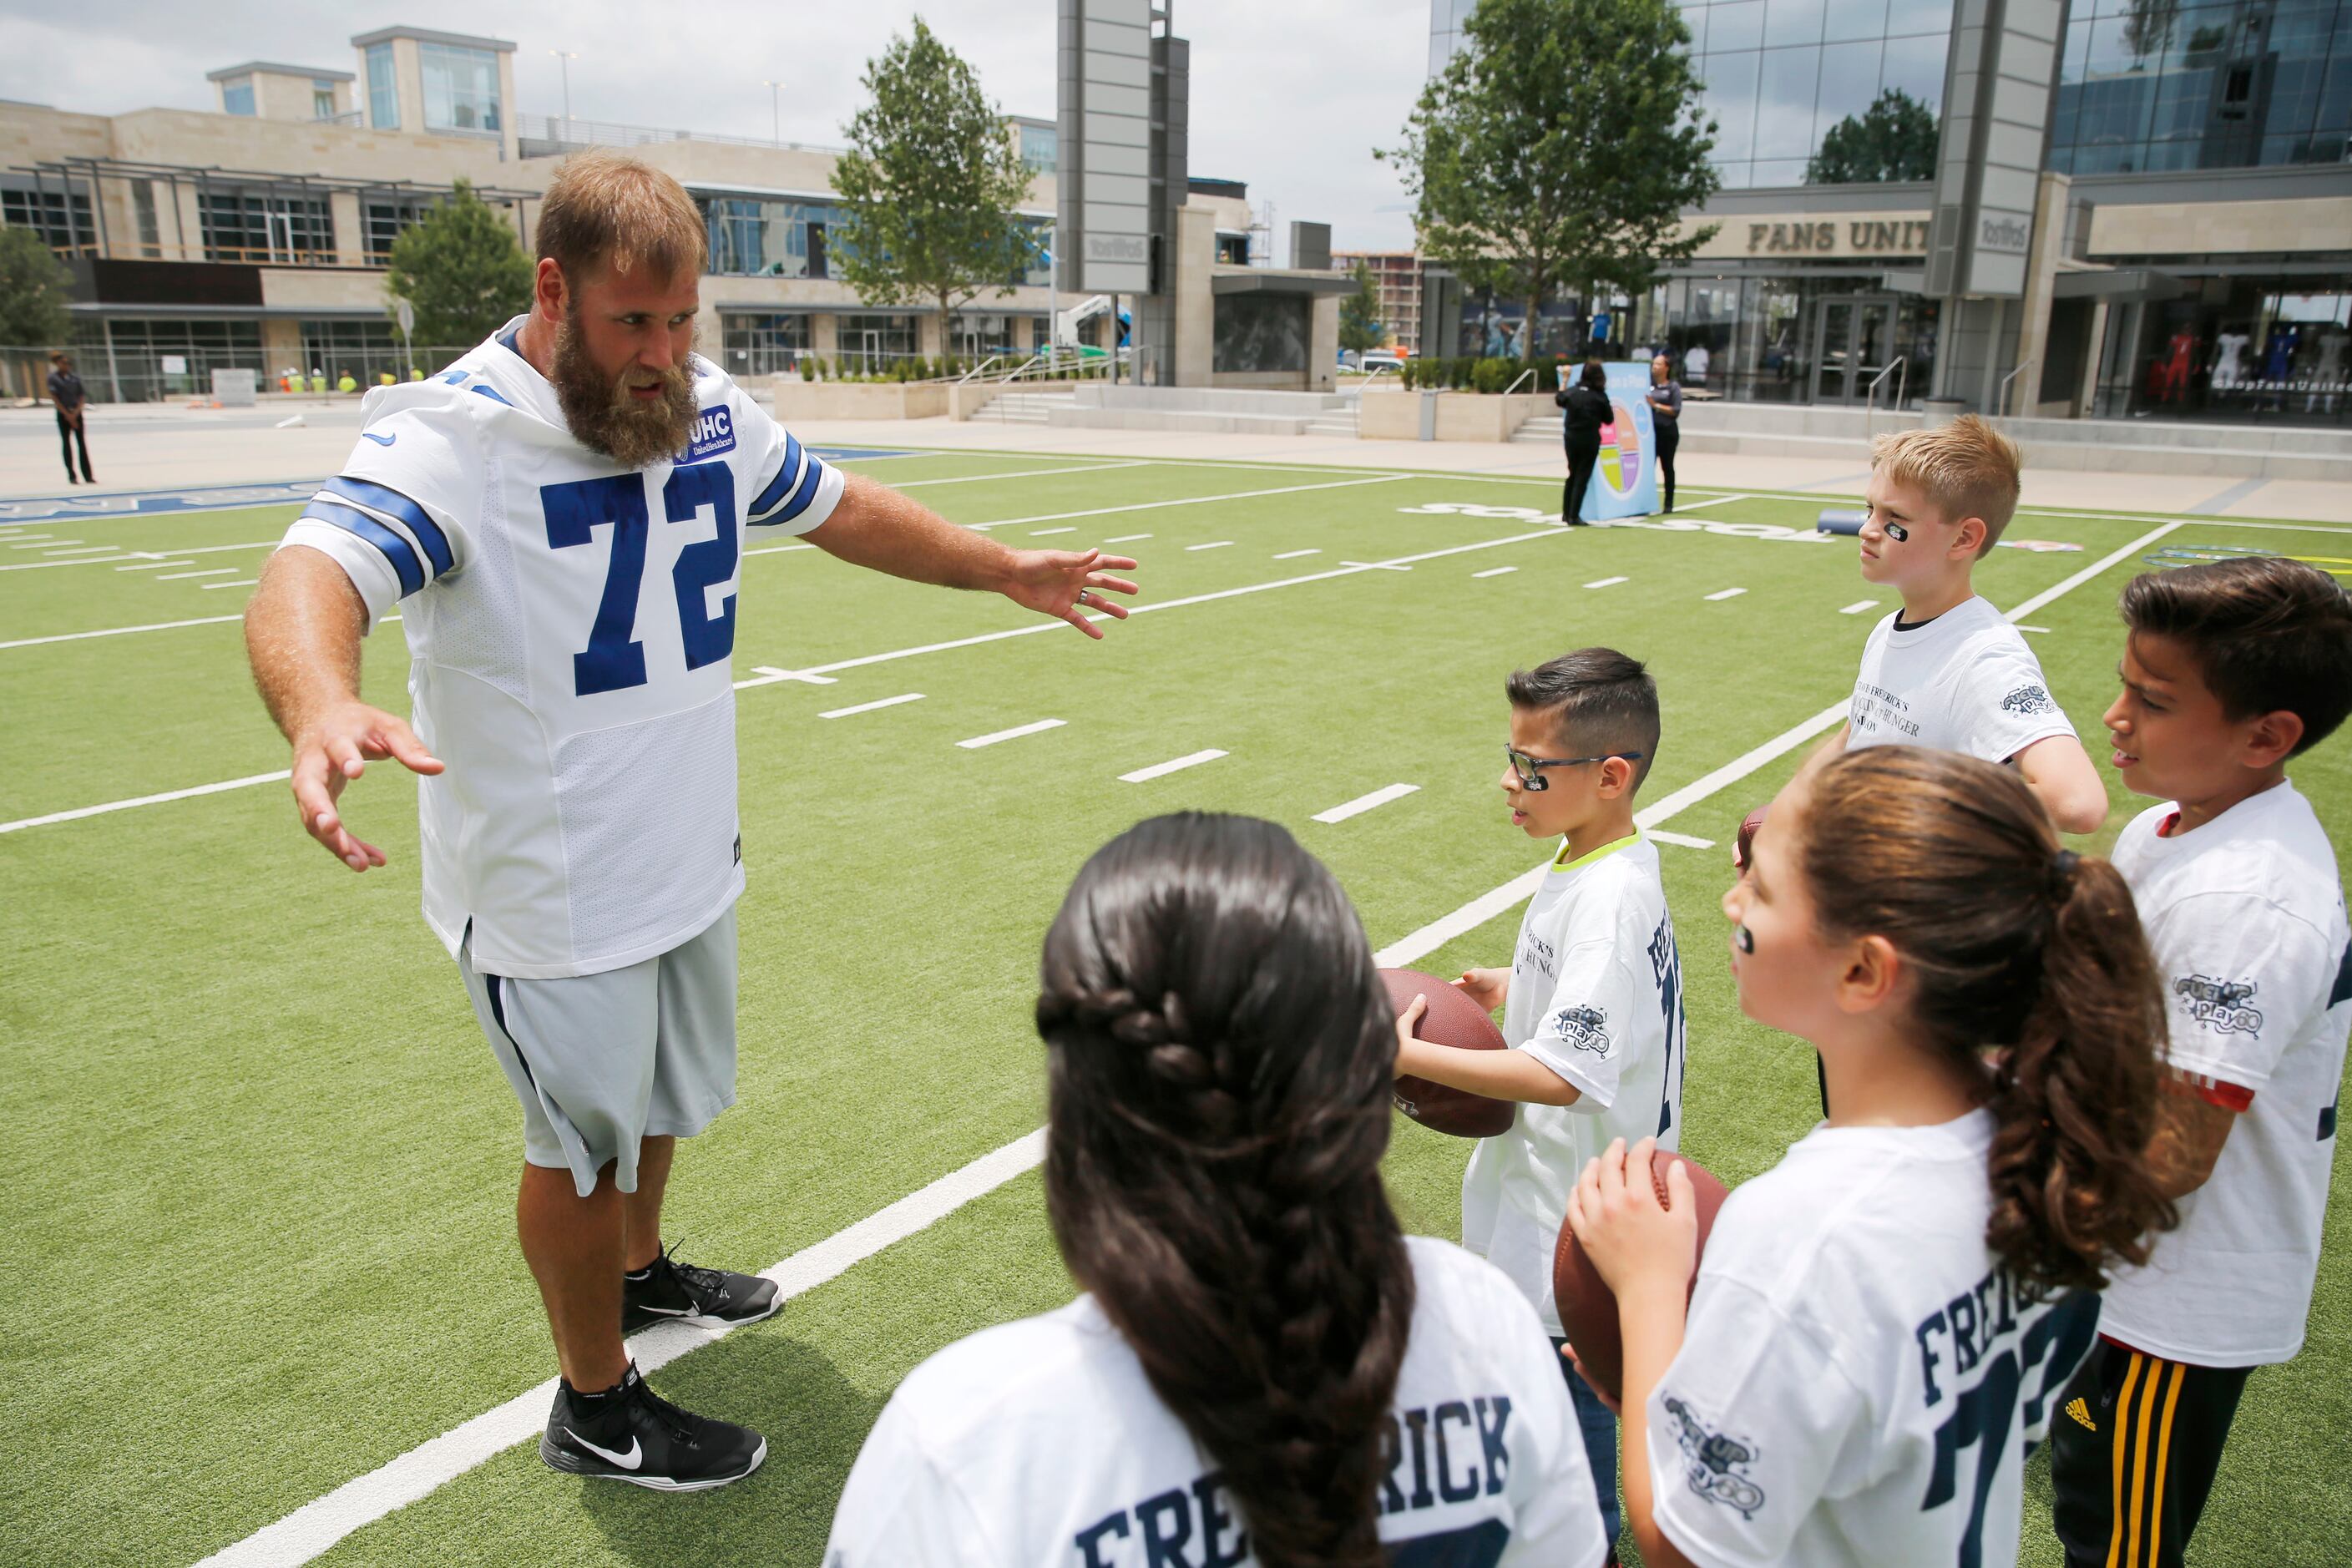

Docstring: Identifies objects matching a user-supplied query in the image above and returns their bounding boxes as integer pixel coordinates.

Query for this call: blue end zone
[807,446,916,463]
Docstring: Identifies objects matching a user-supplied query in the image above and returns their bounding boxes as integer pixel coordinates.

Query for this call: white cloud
[0,0,1428,252]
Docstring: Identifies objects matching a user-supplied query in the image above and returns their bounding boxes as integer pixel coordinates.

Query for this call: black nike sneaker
[539,1363,766,1490]
[624,1241,781,1333]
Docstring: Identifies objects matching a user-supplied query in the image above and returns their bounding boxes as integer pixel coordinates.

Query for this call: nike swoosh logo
[360,432,397,447]
[564,1428,642,1469]
[635,1305,695,1317]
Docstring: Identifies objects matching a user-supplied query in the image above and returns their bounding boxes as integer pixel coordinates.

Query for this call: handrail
[1997,358,2037,418]
[1504,367,1537,397]
[1863,355,1908,440]
[955,354,1006,385]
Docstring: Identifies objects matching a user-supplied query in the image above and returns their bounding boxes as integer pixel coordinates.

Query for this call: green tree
[832,18,1033,348]
[1338,261,1385,352]
[0,225,73,347]
[1804,89,1940,184]
[383,180,534,346]
[1382,0,1716,357]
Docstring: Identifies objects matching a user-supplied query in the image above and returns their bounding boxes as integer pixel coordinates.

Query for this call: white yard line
[1029,527,1077,536]
[115,559,196,571]
[957,718,1066,749]
[1341,559,1412,571]
[895,461,1151,488]
[1839,599,1879,615]
[0,553,144,571]
[190,509,2160,1563]
[1120,748,1227,783]
[1647,830,1717,849]
[1585,575,1629,589]
[157,569,236,581]
[1313,782,1419,823]
[1273,549,1321,559]
[1186,540,1235,551]
[42,544,114,555]
[200,579,260,590]
[0,771,291,835]
[0,614,246,650]
[820,692,925,720]
[1704,587,1748,601]
[732,665,837,689]
[3,534,58,544]
[2017,625,2051,634]
[966,473,1414,530]
[1472,566,1517,578]
[1105,533,1151,543]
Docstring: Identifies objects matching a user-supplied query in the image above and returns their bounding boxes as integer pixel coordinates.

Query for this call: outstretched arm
[245,545,442,871]
[803,473,1139,637]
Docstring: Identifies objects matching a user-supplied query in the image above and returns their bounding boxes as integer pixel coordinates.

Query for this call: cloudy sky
[0,0,1434,255]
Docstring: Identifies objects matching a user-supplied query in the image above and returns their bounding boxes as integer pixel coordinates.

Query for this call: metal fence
[514,114,845,159]
[3,344,475,404]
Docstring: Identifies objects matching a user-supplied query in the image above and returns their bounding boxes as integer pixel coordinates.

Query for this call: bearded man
[243,150,1137,1491]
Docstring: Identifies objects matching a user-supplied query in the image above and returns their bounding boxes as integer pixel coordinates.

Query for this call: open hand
[1566,1136,1697,1297]
[290,699,443,871]
[999,549,1140,638]
[1454,966,1509,1012]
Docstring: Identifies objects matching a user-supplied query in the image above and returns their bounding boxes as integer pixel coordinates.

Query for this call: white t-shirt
[1844,594,2076,762]
[824,1237,1610,1568]
[2098,783,2351,1367]
[1646,1111,2100,1568]
[1461,832,1686,1333]
[279,317,844,979]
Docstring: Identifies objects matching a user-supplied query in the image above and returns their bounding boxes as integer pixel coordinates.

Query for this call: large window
[221,77,255,116]
[420,43,502,135]
[2,180,96,252]
[1682,0,1954,186]
[2050,0,2352,174]
[835,312,917,372]
[1009,216,1053,287]
[72,318,266,402]
[363,195,439,263]
[314,83,339,120]
[199,187,336,264]
[367,43,399,129]
[1019,123,1059,172]
[721,313,811,377]
[701,195,842,278]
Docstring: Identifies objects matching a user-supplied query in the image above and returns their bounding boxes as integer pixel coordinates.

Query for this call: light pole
[762,80,783,144]
[549,50,578,134]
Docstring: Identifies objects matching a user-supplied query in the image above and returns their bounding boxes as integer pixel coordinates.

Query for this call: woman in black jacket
[1555,358,1608,525]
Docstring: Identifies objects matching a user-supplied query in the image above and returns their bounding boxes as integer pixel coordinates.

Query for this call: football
[1734,802,1769,873]
[1380,967,1515,1139]
[1552,1152,1731,1404]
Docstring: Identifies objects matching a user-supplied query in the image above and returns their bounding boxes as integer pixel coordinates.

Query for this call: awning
[2053,267,2186,304]
[1211,271,1360,297]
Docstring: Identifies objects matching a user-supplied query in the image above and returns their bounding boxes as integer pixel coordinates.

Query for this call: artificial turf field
[3,447,2348,1568]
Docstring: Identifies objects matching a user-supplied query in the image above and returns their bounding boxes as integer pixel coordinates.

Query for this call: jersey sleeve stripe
[748,433,805,519]
[771,452,830,522]
[321,476,455,575]
[300,501,425,596]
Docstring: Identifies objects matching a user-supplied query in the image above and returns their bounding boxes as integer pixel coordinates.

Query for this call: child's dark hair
[1505,646,1661,787]
[2120,557,2352,756]
[1036,813,1414,1568]
[1798,748,2176,1294]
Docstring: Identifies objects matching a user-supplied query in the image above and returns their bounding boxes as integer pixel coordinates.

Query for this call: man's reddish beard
[550,301,701,468]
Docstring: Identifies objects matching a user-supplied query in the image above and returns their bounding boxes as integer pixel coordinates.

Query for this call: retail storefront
[2083,274,2351,425]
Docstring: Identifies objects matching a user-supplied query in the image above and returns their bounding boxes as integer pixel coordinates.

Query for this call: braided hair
[1037,812,1415,1568]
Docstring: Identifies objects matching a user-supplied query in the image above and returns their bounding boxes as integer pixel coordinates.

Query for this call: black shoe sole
[539,1433,766,1490]
[625,1291,783,1335]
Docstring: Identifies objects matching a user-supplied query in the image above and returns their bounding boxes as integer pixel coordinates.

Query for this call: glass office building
[1423,0,2352,422]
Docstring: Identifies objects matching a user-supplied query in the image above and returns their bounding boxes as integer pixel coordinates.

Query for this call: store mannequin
[2211,328,2249,390]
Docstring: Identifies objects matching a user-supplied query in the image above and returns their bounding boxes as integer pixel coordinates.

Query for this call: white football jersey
[1646,1111,2100,1568]
[823,1237,1609,1568]
[1461,832,1686,1333]
[278,316,844,978]
[1845,594,2076,762]
[2099,782,2351,1367]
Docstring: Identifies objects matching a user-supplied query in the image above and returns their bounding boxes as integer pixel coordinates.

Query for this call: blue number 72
[540,463,739,695]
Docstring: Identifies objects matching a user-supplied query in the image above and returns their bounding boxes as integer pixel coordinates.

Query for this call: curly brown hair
[1037,812,1415,1568]
[1798,748,2177,1293]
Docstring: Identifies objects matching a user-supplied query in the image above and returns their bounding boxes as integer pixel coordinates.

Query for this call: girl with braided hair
[827,812,1609,1567]
[1567,746,2177,1568]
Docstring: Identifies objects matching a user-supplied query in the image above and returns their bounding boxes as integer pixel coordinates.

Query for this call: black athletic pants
[57,410,93,483]
[1654,419,1678,512]
[2046,1338,2253,1568]
[1563,436,1600,524]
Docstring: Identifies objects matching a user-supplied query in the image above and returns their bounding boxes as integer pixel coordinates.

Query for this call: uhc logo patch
[684,406,736,462]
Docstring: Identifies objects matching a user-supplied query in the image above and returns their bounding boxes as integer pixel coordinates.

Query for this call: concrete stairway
[1041,386,1360,437]
[987,390,1080,425]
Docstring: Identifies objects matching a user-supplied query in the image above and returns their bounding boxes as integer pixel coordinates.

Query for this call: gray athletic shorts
[458,908,738,1198]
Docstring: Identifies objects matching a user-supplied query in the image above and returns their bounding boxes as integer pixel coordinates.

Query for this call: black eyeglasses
[1505,746,1644,791]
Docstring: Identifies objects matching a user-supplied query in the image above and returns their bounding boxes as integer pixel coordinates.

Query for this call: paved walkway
[5,403,2344,523]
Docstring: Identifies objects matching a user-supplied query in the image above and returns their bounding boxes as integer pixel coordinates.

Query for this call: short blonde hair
[535,149,706,286]
[1869,414,2023,553]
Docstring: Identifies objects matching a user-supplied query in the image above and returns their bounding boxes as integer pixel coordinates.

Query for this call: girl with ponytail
[827,812,1610,1567]
[1567,746,2176,1568]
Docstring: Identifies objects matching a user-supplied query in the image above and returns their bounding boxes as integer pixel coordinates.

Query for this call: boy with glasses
[1393,646,1685,1562]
